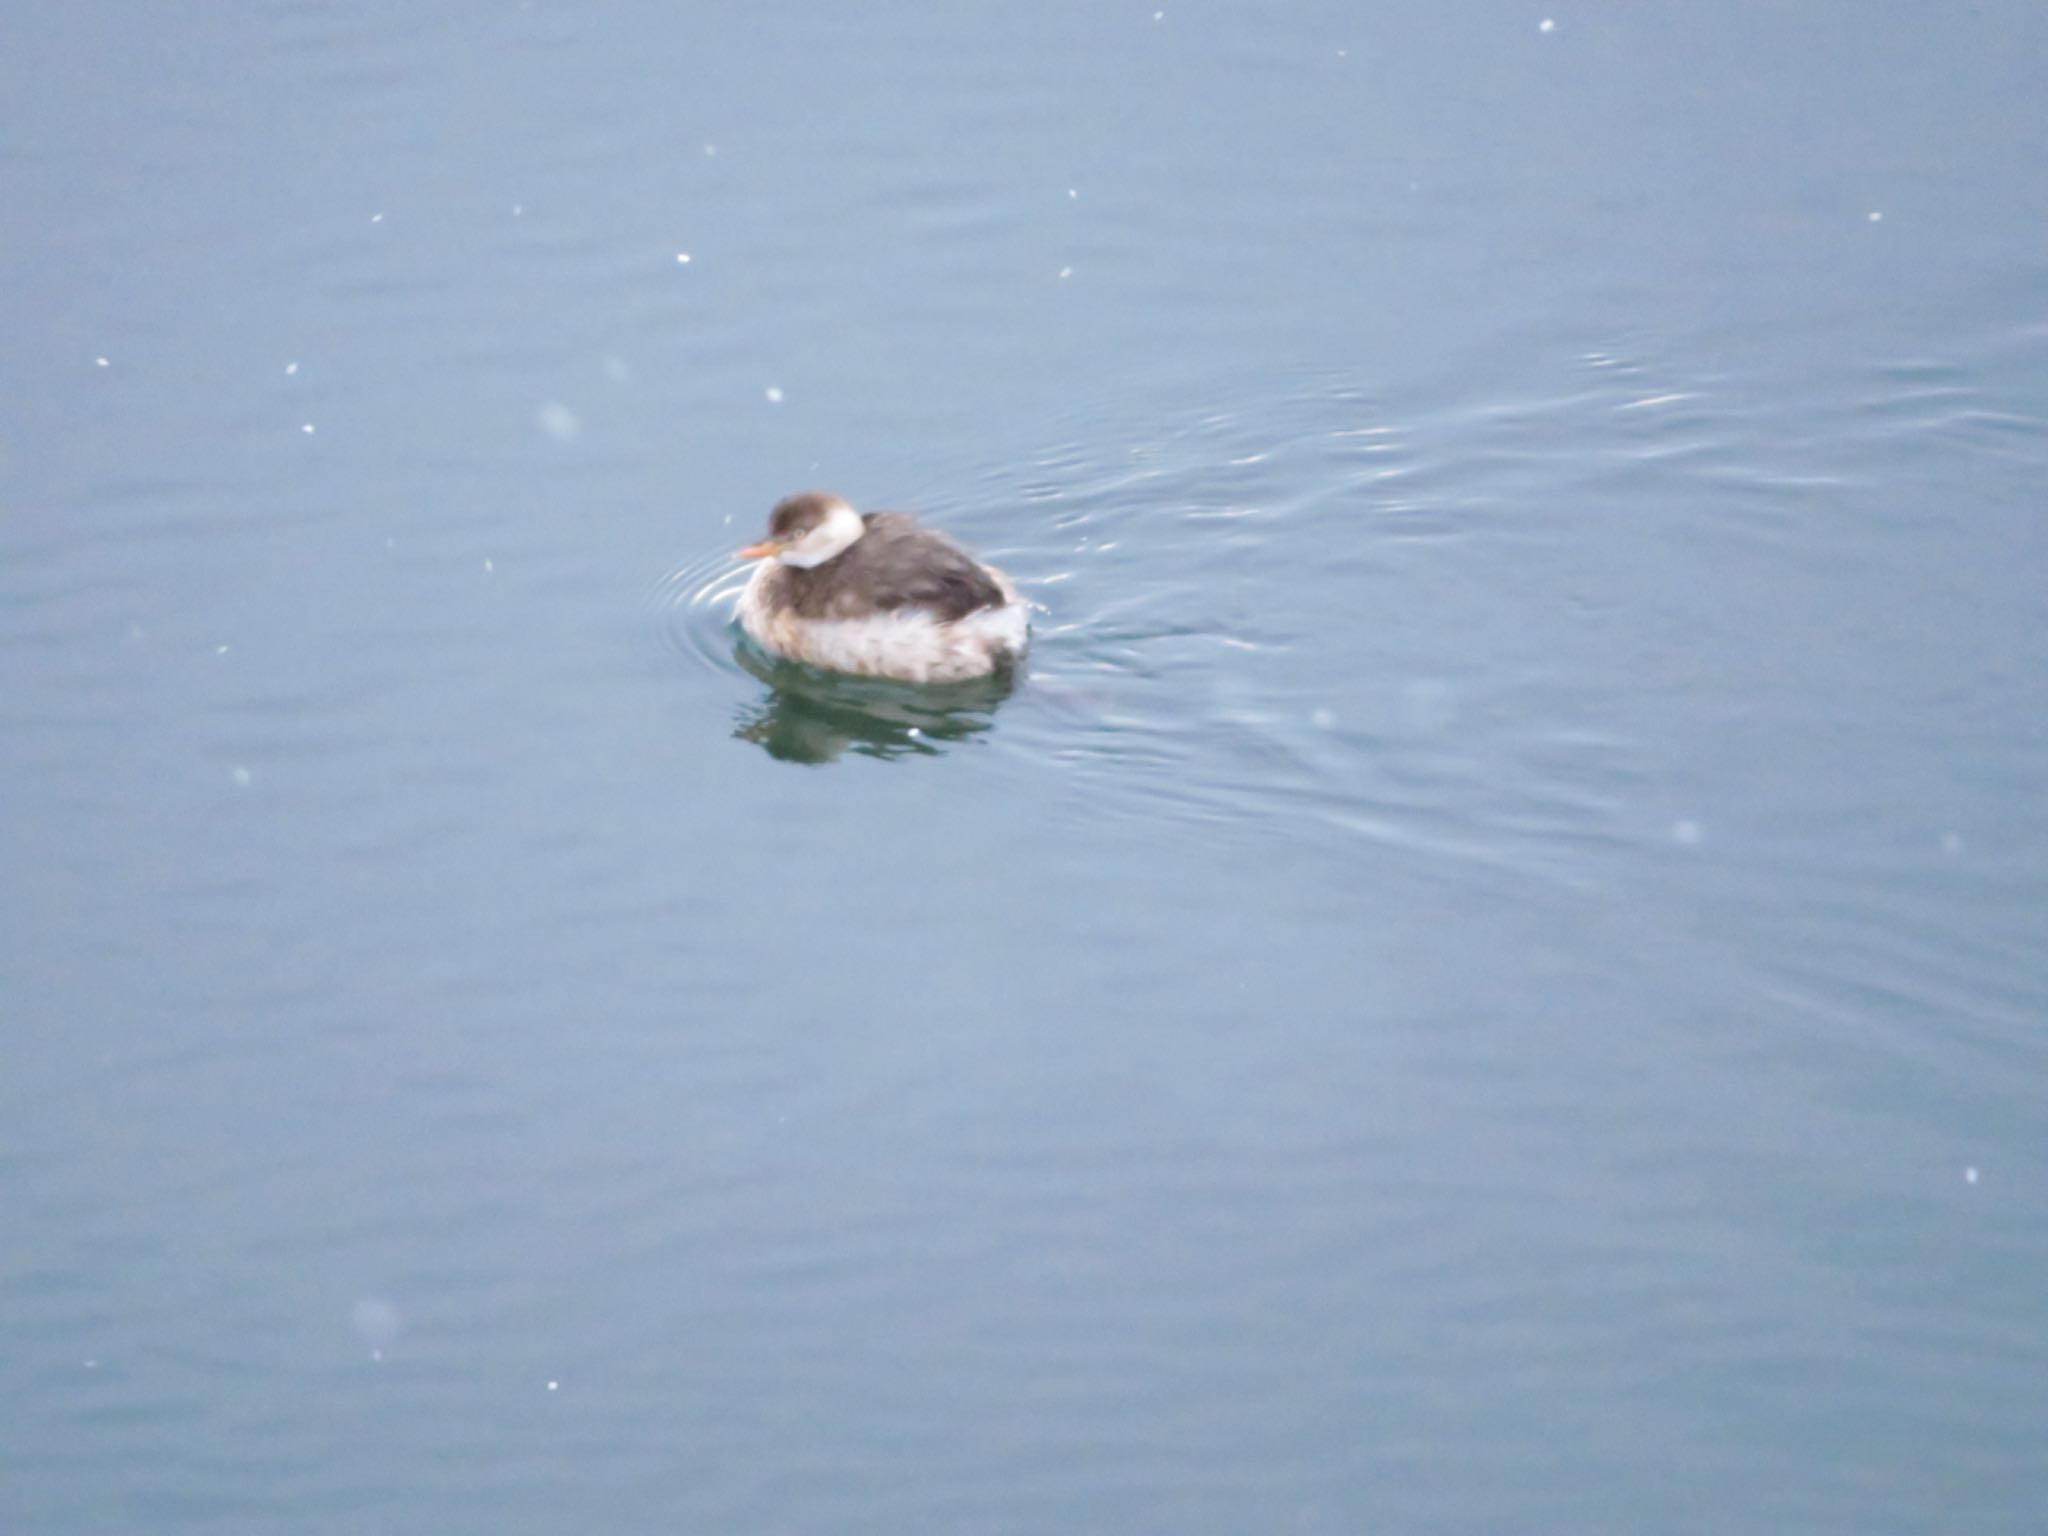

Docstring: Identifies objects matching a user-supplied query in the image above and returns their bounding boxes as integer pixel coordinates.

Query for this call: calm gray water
[4,4,2045,1531]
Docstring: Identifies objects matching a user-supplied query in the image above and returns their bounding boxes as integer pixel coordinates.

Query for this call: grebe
[734,492,1030,683]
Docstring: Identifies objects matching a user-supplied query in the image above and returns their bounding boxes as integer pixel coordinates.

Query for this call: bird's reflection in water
[731,642,1016,763]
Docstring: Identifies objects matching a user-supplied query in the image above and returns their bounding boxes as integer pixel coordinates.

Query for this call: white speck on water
[483,558,494,574]
[352,1296,402,1354]
[301,423,316,434]
[512,203,524,216]
[215,644,231,656]
[95,356,110,368]
[285,361,299,376]
[1311,707,1335,729]
[1059,266,1073,279]
[537,401,581,440]
[722,513,733,525]
[1964,1166,1979,1184]
[907,727,923,739]
[1868,210,1883,222]
[547,1380,559,1392]
[765,385,785,404]
[703,142,718,157]
[676,251,691,264]
[1067,187,1078,199]
[1940,831,1964,856]
[1336,47,1347,58]
[1539,17,1556,32]
[370,211,384,224]
[1153,9,1164,19]
[83,1359,98,1370]
[231,766,253,787]
[1672,819,1703,846]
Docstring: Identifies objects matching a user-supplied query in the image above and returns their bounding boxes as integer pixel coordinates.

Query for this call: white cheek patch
[777,502,865,568]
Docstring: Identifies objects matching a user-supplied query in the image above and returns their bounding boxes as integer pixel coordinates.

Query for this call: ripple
[646,544,754,680]
[958,374,1655,888]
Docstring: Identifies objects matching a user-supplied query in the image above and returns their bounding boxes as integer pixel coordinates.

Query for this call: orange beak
[735,539,778,560]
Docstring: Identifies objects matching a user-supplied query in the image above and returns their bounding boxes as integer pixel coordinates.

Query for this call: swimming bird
[734,492,1029,683]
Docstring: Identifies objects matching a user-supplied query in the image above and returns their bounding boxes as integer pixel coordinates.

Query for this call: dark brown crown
[767,491,845,540]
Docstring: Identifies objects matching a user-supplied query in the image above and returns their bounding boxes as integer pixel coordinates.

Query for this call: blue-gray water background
[4,4,2045,1531]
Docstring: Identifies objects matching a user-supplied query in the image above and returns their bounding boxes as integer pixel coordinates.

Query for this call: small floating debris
[370,211,384,224]
[1964,1166,1979,1184]
[1868,210,1884,222]
[95,356,110,368]
[285,361,299,376]
[676,251,691,264]
[764,385,784,405]
[301,423,316,434]
[1540,17,1556,33]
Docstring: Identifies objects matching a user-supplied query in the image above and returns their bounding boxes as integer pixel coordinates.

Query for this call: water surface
[3,4,2046,1532]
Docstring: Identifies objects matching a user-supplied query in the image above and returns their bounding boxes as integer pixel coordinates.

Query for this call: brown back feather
[777,512,1004,621]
